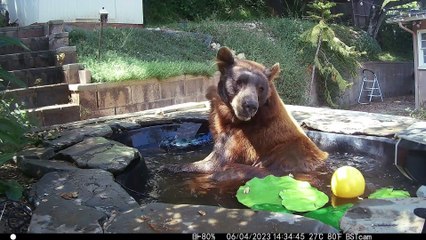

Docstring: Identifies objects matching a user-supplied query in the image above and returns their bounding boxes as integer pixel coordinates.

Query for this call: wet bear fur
[167,47,328,181]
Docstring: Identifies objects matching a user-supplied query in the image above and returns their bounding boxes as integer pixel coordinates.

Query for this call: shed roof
[386,9,426,23]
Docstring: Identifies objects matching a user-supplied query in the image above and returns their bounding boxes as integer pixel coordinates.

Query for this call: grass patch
[70,18,392,105]
[70,28,217,82]
[81,54,215,82]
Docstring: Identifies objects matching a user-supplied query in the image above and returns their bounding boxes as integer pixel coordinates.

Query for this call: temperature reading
[327,233,342,240]
[309,233,324,240]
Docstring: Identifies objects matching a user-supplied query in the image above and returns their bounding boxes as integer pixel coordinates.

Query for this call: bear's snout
[242,99,259,117]
[231,92,259,121]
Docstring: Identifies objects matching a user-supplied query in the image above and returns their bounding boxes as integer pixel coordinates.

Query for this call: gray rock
[416,186,426,197]
[340,198,426,233]
[44,124,113,150]
[56,137,140,174]
[29,169,139,214]
[106,202,338,233]
[28,199,105,233]
[286,105,418,137]
[396,121,426,145]
[16,147,55,160]
[17,157,79,179]
[108,121,141,131]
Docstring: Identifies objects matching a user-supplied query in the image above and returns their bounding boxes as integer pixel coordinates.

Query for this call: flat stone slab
[16,147,55,159]
[17,157,79,179]
[106,203,338,233]
[287,105,418,137]
[56,137,140,174]
[29,169,139,214]
[28,198,105,233]
[395,121,426,145]
[44,124,112,150]
[108,121,141,131]
[340,198,426,233]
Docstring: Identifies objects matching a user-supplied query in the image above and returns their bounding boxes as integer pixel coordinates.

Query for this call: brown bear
[166,47,328,181]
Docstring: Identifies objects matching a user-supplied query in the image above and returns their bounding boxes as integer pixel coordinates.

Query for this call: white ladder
[357,69,383,104]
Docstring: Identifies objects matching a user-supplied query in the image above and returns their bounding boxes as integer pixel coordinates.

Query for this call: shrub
[144,0,271,24]
[0,36,32,201]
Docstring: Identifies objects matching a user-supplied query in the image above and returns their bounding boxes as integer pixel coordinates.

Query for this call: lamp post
[98,7,108,60]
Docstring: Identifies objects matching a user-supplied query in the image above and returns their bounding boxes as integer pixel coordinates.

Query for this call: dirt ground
[347,95,416,117]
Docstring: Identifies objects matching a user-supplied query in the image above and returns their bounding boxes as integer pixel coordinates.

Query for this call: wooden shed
[388,10,426,109]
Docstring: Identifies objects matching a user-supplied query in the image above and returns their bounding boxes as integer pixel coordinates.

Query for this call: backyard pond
[113,120,421,210]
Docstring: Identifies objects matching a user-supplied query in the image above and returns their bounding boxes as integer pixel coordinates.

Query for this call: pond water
[114,121,420,209]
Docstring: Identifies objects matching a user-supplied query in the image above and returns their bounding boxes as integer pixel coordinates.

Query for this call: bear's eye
[259,86,264,92]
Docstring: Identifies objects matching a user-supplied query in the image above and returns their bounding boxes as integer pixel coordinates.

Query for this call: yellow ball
[331,166,365,198]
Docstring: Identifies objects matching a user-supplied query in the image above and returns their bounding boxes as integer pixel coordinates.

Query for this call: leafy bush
[0,36,31,201]
[144,0,271,24]
[377,23,413,61]
[332,25,382,61]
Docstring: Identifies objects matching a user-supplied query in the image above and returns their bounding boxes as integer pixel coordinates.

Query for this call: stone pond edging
[16,102,426,233]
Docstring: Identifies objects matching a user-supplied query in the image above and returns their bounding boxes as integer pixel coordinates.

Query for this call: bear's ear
[266,63,280,81]
[216,47,235,73]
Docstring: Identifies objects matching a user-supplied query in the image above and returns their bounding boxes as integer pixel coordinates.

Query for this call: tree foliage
[0,35,31,201]
[367,0,419,39]
[302,0,363,107]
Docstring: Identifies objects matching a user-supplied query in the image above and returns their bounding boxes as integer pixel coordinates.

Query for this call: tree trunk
[367,6,381,38]
[309,31,323,106]
[366,0,417,39]
[266,0,284,16]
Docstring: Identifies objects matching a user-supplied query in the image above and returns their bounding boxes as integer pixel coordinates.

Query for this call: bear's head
[215,47,280,121]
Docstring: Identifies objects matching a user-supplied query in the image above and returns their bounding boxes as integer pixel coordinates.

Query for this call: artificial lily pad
[368,188,410,199]
[251,203,292,213]
[304,203,353,230]
[280,186,329,212]
[236,175,298,212]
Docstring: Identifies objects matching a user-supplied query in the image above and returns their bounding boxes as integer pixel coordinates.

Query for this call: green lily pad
[368,188,410,199]
[236,175,298,212]
[251,203,292,213]
[304,203,353,230]
[280,186,329,212]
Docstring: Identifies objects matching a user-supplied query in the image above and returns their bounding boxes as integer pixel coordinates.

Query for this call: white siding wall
[4,0,143,26]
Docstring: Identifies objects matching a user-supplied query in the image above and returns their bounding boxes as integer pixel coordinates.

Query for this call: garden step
[26,103,81,126]
[0,50,55,71]
[0,36,49,55]
[3,83,71,109]
[0,24,46,39]
[6,66,64,89]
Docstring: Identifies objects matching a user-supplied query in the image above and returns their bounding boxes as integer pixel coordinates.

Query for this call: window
[418,30,426,69]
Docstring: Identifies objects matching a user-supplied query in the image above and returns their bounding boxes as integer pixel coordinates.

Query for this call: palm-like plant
[302,0,363,107]
[0,35,31,200]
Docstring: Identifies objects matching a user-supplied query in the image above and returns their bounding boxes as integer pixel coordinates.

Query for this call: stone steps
[0,21,84,126]
[3,83,71,109]
[26,103,81,126]
[0,36,49,54]
[0,50,55,70]
[0,24,46,39]
[7,66,64,89]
